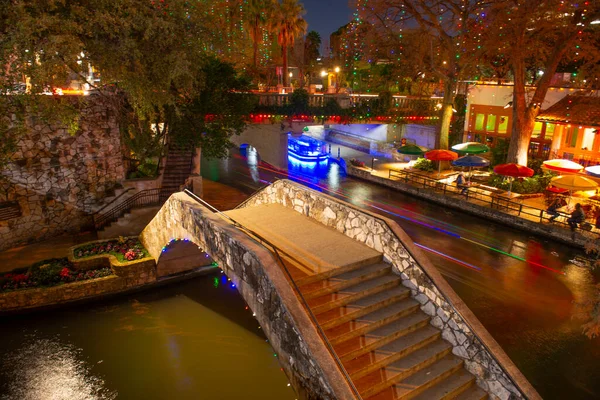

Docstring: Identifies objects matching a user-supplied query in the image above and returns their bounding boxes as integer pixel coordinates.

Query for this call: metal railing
[93,188,166,230]
[388,168,600,237]
[183,189,363,399]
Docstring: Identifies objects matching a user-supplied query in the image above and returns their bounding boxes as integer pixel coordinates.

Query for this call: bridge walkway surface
[224,203,488,400]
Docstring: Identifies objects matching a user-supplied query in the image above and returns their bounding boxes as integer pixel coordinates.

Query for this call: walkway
[225,203,488,400]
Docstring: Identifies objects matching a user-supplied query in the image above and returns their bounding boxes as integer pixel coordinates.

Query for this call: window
[528,142,540,157]
[498,116,509,134]
[531,122,543,139]
[486,115,497,132]
[544,123,555,140]
[582,128,595,151]
[475,114,485,131]
[570,127,579,148]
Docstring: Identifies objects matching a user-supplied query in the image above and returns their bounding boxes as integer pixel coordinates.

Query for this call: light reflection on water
[1,337,117,400]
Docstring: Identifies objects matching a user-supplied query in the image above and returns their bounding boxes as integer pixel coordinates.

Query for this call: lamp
[371,157,378,171]
[504,101,513,109]
[320,70,327,77]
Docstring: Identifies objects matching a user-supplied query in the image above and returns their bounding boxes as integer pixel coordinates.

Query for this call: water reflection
[1,337,117,400]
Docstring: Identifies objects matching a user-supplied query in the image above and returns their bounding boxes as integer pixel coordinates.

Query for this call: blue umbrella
[452,155,490,184]
[452,155,490,167]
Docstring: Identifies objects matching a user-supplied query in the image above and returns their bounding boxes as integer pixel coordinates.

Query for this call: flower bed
[349,158,366,168]
[73,237,149,262]
[0,258,112,293]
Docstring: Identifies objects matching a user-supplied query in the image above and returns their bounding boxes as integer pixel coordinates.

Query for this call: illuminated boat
[288,134,329,163]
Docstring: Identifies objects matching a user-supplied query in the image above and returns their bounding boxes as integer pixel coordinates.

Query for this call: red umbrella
[425,149,459,177]
[494,163,534,194]
[425,149,459,161]
[493,163,534,177]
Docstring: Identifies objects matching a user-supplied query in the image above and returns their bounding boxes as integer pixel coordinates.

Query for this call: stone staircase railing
[235,179,542,400]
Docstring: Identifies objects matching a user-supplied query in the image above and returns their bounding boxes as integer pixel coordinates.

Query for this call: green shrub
[413,157,434,172]
[28,258,70,286]
[488,172,554,194]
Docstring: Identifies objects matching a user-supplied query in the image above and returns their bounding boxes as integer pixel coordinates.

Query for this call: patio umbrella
[493,163,534,194]
[542,159,584,174]
[585,165,600,178]
[452,155,490,184]
[451,142,490,154]
[397,144,428,156]
[424,149,459,177]
[550,175,598,204]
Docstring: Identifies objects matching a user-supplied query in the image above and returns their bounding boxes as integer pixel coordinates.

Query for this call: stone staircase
[159,144,194,201]
[292,258,488,400]
[224,203,489,400]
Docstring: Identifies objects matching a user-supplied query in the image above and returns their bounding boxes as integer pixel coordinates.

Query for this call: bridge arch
[139,192,356,400]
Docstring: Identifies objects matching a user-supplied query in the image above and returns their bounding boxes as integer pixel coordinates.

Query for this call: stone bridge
[140,180,540,400]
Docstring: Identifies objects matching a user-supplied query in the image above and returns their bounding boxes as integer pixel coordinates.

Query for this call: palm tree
[270,0,307,87]
[245,0,273,69]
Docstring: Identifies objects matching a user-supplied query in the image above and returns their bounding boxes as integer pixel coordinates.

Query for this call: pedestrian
[546,196,563,222]
[567,203,586,231]
[456,172,468,195]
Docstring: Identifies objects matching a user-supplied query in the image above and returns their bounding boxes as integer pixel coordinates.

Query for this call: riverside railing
[388,168,600,237]
[93,188,166,231]
[183,189,364,400]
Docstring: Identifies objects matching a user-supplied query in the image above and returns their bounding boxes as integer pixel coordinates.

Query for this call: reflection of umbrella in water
[452,155,490,183]
[550,175,598,204]
[542,159,584,174]
[451,142,490,155]
[397,144,428,156]
[424,149,459,177]
[493,163,534,194]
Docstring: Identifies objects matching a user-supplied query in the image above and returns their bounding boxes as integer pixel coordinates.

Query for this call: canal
[202,149,600,400]
[0,272,297,400]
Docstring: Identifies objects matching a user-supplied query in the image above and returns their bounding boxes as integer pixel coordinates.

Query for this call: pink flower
[60,268,70,278]
[12,274,28,283]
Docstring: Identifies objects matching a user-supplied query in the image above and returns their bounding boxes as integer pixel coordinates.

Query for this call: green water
[0,273,297,400]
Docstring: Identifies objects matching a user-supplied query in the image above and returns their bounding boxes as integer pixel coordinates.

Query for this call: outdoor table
[492,191,521,211]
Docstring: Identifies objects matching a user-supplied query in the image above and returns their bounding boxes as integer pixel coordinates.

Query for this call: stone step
[308,275,402,314]
[295,255,383,287]
[336,313,432,362]
[454,385,489,400]
[348,329,447,380]
[364,355,464,400]
[317,285,410,330]
[327,298,420,345]
[411,370,478,400]
[356,340,453,397]
[302,263,393,300]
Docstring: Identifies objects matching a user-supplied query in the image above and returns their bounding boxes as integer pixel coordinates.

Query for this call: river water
[0,272,297,400]
[201,151,600,400]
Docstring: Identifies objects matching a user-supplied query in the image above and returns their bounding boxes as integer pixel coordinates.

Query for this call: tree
[270,0,307,87]
[304,30,321,67]
[357,0,488,150]
[0,0,254,162]
[480,1,600,165]
[245,0,274,69]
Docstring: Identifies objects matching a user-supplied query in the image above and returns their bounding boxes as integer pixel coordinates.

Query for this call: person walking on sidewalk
[567,203,586,231]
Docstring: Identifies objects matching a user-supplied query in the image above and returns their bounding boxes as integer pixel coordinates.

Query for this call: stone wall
[347,165,592,248]
[140,192,357,400]
[0,97,125,251]
[0,257,155,312]
[238,179,541,400]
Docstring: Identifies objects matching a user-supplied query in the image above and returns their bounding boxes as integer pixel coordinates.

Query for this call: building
[537,94,600,165]
[463,83,598,160]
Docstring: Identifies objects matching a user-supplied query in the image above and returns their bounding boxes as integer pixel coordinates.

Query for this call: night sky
[301,0,353,46]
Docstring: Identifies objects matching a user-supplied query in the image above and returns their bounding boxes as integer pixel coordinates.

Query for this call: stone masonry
[237,179,541,400]
[140,192,357,400]
[0,97,125,251]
